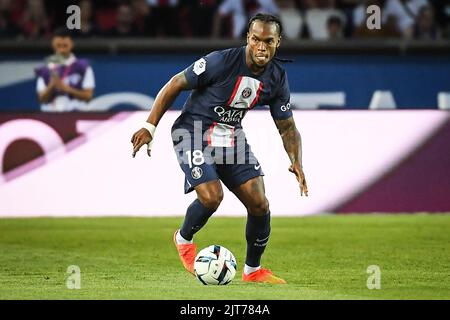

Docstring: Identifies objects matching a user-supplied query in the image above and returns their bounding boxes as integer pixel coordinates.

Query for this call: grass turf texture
[0,214,449,300]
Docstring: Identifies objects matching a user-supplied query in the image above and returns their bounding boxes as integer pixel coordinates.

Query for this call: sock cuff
[247,212,271,225]
[176,230,193,244]
[244,264,261,275]
[195,199,217,215]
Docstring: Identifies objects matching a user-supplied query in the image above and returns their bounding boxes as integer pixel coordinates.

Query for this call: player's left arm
[270,69,308,196]
[274,117,308,196]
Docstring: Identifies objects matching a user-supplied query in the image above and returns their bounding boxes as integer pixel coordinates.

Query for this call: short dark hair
[248,13,283,36]
[53,26,73,38]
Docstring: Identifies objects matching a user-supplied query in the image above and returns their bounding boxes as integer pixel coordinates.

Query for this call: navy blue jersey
[172,46,292,147]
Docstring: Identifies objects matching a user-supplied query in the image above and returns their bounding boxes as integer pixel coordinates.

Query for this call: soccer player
[131,13,308,284]
[35,27,95,112]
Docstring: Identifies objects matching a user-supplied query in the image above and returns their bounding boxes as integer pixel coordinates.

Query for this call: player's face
[52,36,73,58]
[246,21,281,68]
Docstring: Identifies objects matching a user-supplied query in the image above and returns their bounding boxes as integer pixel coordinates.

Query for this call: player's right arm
[131,71,189,158]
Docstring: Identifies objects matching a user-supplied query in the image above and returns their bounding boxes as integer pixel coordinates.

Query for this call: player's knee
[198,189,223,211]
[248,198,270,216]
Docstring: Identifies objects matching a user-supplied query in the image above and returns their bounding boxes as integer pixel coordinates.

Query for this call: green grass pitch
[0,214,449,300]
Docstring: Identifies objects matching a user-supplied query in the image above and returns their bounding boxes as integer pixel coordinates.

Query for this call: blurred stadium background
[0,0,449,301]
[0,0,449,217]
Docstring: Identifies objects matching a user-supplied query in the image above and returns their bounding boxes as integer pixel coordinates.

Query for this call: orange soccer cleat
[173,230,196,275]
[242,268,287,284]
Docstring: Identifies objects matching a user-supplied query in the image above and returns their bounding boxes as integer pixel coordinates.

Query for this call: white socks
[176,230,193,244]
[244,264,261,275]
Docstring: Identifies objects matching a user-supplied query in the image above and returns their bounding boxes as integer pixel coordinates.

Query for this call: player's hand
[289,162,308,196]
[53,75,69,92]
[48,73,58,89]
[131,128,153,158]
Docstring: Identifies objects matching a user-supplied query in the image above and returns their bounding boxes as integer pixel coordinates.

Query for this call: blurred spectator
[45,0,76,29]
[302,0,336,9]
[327,14,344,39]
[383,14,403,37]
[131,0,150,34]
[246,0,279,17]
[212,0,246,38]
[352,0,386,28]
[352,0,402,38]
[277,0,303,39]
[179,0,218,38]
[336,0,359,9]
[354,15,402,38]
[75,0,100,38]
[0,0,447,40]
[104,3,142,37]
[195,0,220,38]
[412,5,440,39]
[384,0,429,37]
[335,0,358,37]
[304,0,347,39]
[93,0,118,32]
[429,0,450,38]
[0,0,20,38]
[145,0,180,37]
[212,0,279,38]
[18,0,52,39]
[34,27,95,112]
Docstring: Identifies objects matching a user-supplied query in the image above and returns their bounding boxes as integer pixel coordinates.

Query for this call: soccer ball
[194,245,237,285]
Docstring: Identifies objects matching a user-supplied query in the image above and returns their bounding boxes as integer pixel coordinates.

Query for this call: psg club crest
[241,87,252,99]
[191,167,203,179]
[226,77,262,110]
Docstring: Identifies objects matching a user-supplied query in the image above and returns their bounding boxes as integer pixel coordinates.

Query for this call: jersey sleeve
[183,51,225,90]
[82,66,95,89]
[269,70,293,120]
[36,77,46,93]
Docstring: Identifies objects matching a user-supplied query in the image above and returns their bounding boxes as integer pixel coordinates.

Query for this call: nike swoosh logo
[254,164,261,170]
[234,102,248,108]
[256,235,269,242]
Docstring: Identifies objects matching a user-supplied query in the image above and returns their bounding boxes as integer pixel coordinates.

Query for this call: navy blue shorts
[172,132,264,194]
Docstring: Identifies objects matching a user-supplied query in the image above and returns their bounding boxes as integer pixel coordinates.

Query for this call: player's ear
[277,35,281,48]
[246,32,250,44]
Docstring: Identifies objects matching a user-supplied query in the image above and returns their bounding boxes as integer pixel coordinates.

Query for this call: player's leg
[217,142,285,282]
[172,137,224,274]
[174,179,223,275]
[178,180,223,242]
[232,176,270,268]
[232,176,286,284]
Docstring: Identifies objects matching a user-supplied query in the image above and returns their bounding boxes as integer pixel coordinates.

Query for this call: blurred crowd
[0,0,449,40]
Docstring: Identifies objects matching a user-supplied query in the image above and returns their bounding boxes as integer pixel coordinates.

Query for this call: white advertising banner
[0,110,448,217]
